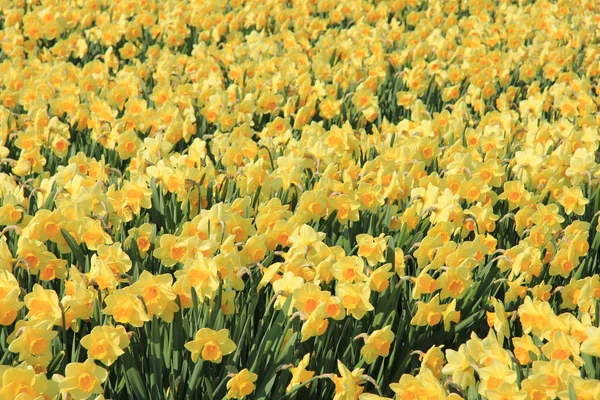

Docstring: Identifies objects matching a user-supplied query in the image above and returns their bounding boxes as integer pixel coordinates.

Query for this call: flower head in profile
[0,269,23,326]
[360,326,395,364]
[332,361,365,400]
[410,294,446,327]
[227,368,257,399]
[286,353,315,392]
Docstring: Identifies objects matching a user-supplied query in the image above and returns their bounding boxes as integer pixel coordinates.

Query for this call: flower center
[305,298,318,313]
[342,294,360,309]
[202,341,222,361]
[78,372,97,392]
[29,337,49,355]
[137,236,151,251]
[240,381,254,396]
[144,286,160,303]
[90,340,110,359]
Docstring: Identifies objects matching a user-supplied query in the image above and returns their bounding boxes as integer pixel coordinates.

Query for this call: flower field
[2,0,600,398]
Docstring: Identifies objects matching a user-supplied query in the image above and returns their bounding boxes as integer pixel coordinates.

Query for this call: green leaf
[123,350,150,400]
[42,181,58,210]
[185,359,204,398]
[569,383,577,400]
[171,300,186,376]
[583,354,595,379]
[386,236,395,266]
[254,372,279,400]
[275,332,298,364]
[150,318,164,397]
[60,228,87,269]
[225,365,239,374]
[46,350,65,376]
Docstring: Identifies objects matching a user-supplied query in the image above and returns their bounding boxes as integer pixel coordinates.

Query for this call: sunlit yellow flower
[332,361,365,400]
[361,326,394,364]
[410,294,445,327]
[24,284,62,325]
[56,359,108,400]
[81,325,130,366]
[286,354,315,392]
[102,288,150,327]
[185,328,236,363]
[0,270,22,325]
[227,368,257,399]
[336,282,374,320]
[7,320,56,367]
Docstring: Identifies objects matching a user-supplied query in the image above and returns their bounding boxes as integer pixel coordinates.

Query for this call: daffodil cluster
[2,0,600,398]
